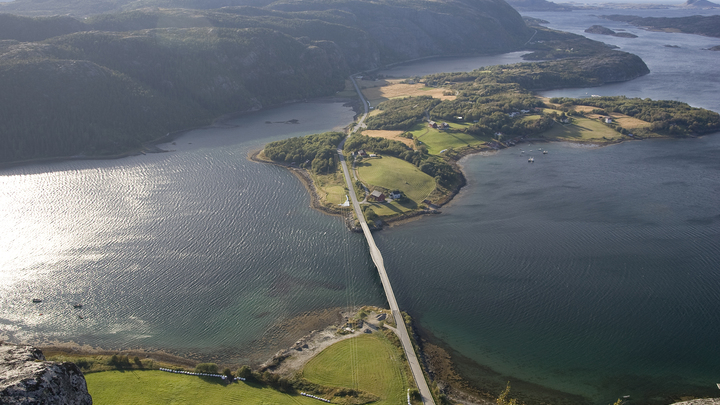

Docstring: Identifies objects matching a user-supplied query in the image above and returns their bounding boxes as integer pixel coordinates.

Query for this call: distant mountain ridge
[0,0,534,163]
[504,0,572,11]
[0,0,649,164]
[602,14,720,37]
[682,0,720,8]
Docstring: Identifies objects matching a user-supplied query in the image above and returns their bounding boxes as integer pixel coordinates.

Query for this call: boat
[543,150,548,154]
[538,148,542,151]
[528,157,534,163]
[73,303,83,309]
[32,298,42,303]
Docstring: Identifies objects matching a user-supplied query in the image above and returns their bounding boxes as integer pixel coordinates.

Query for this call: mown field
[302,333,412,405]
[541,109,625,142]
[409,122,487,154]
[356,156,435,202]
[85,370,318,405]
[359,79,455,108]
[312,171,349,206]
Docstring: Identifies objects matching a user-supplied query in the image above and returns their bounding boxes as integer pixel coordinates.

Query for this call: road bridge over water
[337,77,436,405]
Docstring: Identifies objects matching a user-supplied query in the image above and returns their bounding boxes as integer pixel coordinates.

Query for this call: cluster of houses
[427,120,450,129]
[352,150,378,158]
[368,190,402,202]
[508,109,532,118]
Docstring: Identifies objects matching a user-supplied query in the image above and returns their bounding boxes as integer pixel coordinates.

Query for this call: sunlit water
[0,102,385,364]
[2,11,720,404]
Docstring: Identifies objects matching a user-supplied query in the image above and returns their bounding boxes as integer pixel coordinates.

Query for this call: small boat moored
[73,303,83,309]
[528,157,534,163]
[32,298,42,303]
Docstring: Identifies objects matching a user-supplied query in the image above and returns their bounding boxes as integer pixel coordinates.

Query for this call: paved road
[338,76,436,405]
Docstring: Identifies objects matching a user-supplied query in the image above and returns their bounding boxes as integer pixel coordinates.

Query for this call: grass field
[85,370,318,405]
[356,156,435,202]
[312,171,348,205]
[302,333,411,405]
[543,117,624,141]
[366,200,418,217]
[362,129,414,148]
[409,123,488,155]
[359,78,454,108]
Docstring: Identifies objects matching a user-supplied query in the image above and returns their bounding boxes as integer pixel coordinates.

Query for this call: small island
[585,25,638,38]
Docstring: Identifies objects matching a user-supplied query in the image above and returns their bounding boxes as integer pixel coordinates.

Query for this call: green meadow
[409,122,488,154]
[302,333,412,405]
[356,156,435,202]
[85,370,318,405]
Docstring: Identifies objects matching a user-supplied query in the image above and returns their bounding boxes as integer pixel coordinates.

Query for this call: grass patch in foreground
[356,156,435,202]
[302,333,411,405]
[85,370,318,405]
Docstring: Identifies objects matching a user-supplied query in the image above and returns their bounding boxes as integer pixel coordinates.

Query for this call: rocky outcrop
[671,400,720,405]
[0,343,92,405]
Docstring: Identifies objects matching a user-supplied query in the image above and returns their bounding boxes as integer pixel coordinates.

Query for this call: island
[601,14,720,38]
[585,25,638,38]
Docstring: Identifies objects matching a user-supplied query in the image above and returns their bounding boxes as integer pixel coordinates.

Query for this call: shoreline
[0,96,355,172]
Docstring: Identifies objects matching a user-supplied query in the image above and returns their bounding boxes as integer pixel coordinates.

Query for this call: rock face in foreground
[0,343,92,405]
[671,400,720,405]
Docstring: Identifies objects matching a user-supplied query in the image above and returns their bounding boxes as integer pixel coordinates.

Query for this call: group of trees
[365,96,441,130]
[363,81,553,140]
[550,96,720,136]
[263,131,344,175]
[344,133,460,188]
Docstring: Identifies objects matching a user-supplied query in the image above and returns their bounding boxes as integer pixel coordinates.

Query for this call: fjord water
[1,9,719,404]
[0,102,385,363]
[376,136,720,404]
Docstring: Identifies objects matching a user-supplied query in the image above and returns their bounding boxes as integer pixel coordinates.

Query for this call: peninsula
[259,32,719,225]
[601,14,720,37]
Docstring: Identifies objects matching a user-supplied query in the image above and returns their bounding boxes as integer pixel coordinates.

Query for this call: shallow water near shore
[2,10,720,405]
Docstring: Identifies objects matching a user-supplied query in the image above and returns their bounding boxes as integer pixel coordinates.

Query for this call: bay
[0,101,384,364]
[1,10,720,405]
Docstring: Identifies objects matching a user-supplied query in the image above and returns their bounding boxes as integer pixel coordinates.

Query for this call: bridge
[336,76,436,405]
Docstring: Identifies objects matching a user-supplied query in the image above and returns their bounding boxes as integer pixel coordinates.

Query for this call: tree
[237,365,252,379]
[195,363,219,374]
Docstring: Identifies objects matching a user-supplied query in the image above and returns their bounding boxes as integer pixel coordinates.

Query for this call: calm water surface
[2,12,719,404]
[0,102,384,363]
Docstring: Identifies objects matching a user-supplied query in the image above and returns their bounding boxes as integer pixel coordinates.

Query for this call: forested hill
[0,0,534,163]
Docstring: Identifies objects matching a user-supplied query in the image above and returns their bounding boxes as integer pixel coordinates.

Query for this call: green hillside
[0,0,535,164]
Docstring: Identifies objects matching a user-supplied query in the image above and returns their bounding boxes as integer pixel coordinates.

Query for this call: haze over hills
[681,0,720,7]
[0,0,648,163]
